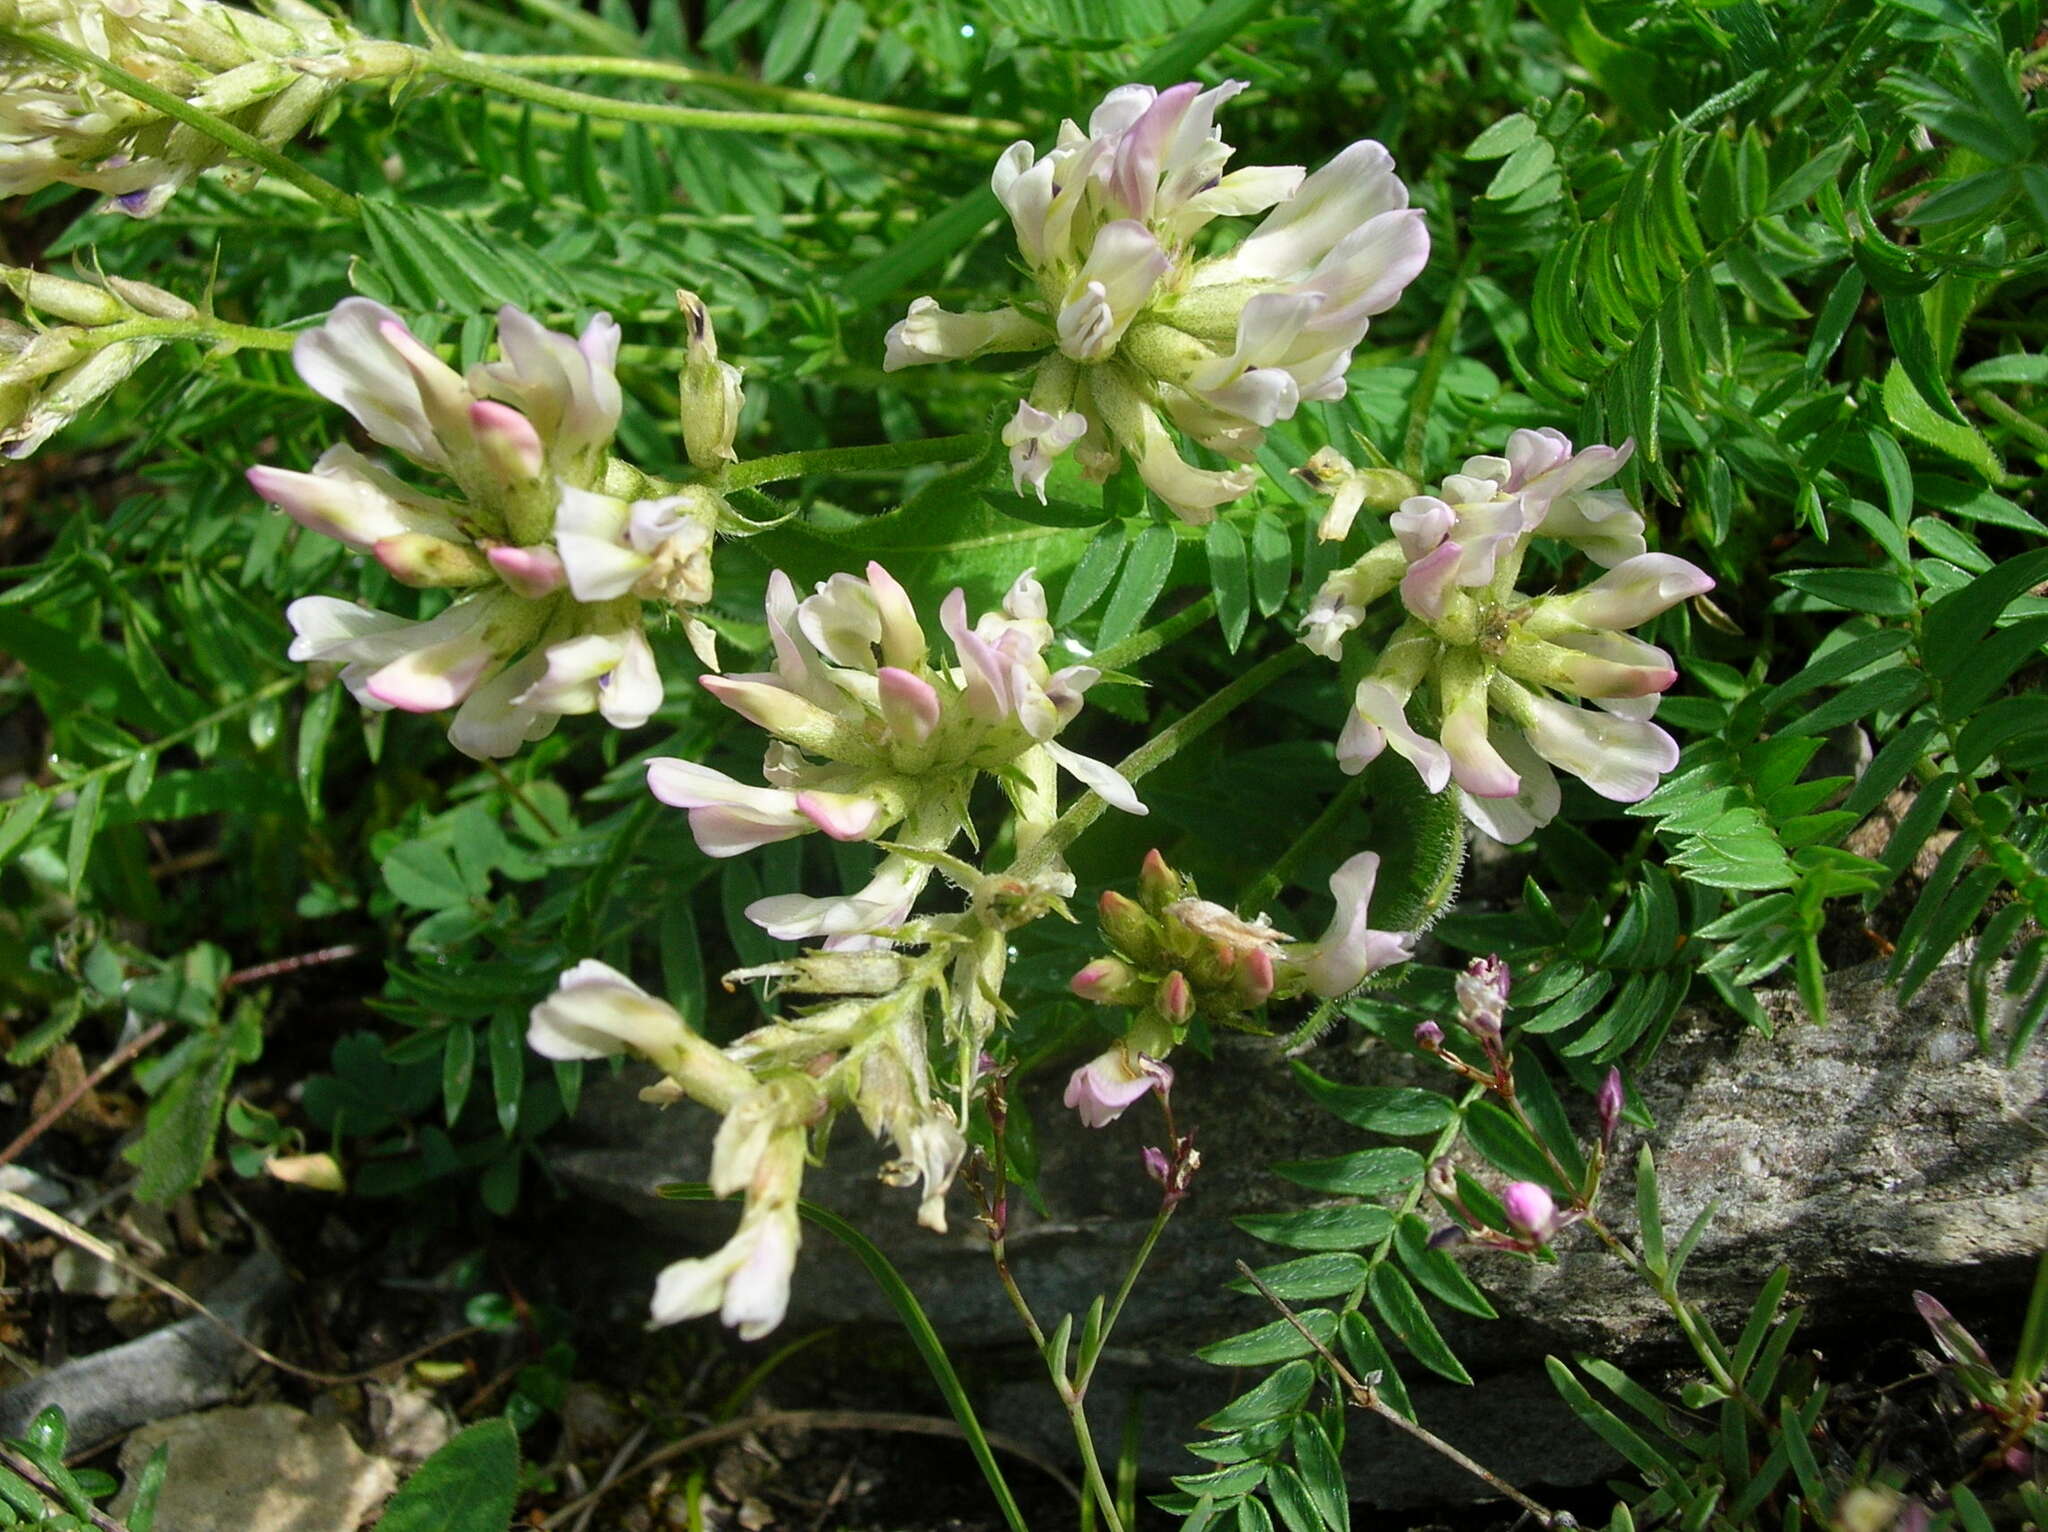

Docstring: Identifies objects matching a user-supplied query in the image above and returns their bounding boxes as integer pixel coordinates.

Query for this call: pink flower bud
[487,543,566,598]
[1070,957,1140,1005]
[469,399,544,482]
[1156,970,1194,1026]
[1501,1181,1557,1243]
[1098,890,1161,960]
[1142,1145,1172,1186]
[876,666,941,745]
[1138,848,1180,911]
[794,790,883,842]
[1414,1020,1444,1050]
[1597,1067,1625,1147]
[1234,945,1276,1007]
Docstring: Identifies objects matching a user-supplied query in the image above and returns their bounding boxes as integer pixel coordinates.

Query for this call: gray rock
[0,1251,288,1454]
[550,956,2048,1508]
[107,1403,397,1532]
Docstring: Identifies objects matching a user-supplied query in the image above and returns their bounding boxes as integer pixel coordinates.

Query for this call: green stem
[476,54,1024,139]
[1399,247,1477,480]
[78,315,295,354]
[1238,772,1368,917]
[1013,644,1312,878]
[0,27,359,218]
[1968,387,2048,455]
[1073,1204,1173,1397]
[60,677,298,790]
[1084,593,1216,674]
[426,49,985,151]
[722,433,984,489]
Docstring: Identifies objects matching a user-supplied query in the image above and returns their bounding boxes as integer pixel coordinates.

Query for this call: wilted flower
[0,0,411,216]
[649,564,1142,946]
[883,82,1428,522]
[257,298,727,758]
[1299,429,1713,837]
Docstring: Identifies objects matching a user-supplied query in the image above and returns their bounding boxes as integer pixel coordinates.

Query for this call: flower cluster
[1,263,192,457]
[1298,430,1715,839]
[883,81,1428,523]
[257,298,732,759]
[0,0,409,216]
[528,932,993,1335]
[649,563,1143,946]
[1064,847,1414,1126]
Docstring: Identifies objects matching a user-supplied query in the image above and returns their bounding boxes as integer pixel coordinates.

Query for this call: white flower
[260,300,725,758]
[648,563,1143,945]
[885,82,1428,524]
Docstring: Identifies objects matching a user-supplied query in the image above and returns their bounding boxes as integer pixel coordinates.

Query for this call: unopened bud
[726,949,910,996]
[1070,957,1144,1005]
[373,532,493,587]
[1233,945,1276,1008]
[677,289,743,473]
[1501,1181,1557,1243]
[1097,890,1161,961]
[1137,848,1181,911]
[486,543,567,598]
[1597,1067,1624,1147]
[2,267,127,326]
[1426,1156,1458,1199]
[104,276,198,321]
[1183,935,1237,989]
[1155,970,1194,1027]
[1426,1223,1467,1250]
[1142,1145,1171,1186]
[1414,1020,1445,1051]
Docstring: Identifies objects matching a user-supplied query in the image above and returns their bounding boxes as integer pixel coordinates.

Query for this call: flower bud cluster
[528,932,984,1335]
[883,81,1428,524]
[1298,429,1715,838]
[1,264,194,456]
[257,298,731,759]
[1064,847,1414,1126]
[0,0,411,217]
[648,564,1141,947]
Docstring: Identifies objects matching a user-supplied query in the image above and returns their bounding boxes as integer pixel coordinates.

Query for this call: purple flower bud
[1597,1067,1624,1147]
[1501,1181,1557,1243]
[1414,1020,1445,1050]
[1142,1145,1172,1186]
[1156,970,1195,1026]
[1426,1223,1468,1250]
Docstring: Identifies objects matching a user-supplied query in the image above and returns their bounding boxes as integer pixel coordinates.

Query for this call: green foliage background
[2,0,2046,1522]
